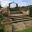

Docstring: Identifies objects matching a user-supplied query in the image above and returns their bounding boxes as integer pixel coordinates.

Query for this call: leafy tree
[29,5,32,16]
[0,4,2,8]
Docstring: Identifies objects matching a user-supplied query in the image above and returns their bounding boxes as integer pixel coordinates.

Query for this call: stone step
[15,18,23,20]
[9,16,32,22]
[16,20,22,21]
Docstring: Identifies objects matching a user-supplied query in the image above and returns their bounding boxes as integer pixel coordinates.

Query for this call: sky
[0,0,32,7]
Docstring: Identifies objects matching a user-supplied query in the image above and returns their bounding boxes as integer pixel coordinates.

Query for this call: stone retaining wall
[1,18,12,32]
[15,20,32,31]
[1,19,32,32]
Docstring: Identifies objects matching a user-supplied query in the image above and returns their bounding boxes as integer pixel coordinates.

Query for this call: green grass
[17,27,32,32]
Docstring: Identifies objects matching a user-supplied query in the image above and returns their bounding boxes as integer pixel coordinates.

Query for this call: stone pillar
[12,23,16,32]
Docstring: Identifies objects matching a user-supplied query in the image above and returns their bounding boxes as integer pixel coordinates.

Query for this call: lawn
[16,27,32,32]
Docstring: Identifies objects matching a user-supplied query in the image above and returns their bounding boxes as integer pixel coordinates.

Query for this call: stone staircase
[8,16,32,23]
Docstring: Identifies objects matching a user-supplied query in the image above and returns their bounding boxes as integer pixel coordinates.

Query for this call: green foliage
[0,5,2,8]
[29,5,32,16]
[0,29,4,32]
[0,14,4,21]
[17,27,32,32]
[10,7,17,11]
